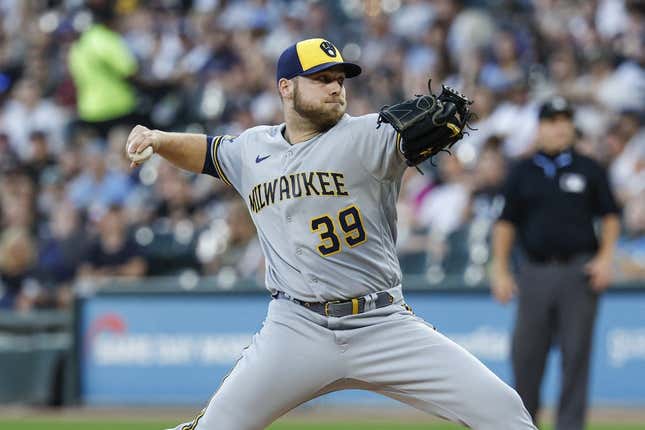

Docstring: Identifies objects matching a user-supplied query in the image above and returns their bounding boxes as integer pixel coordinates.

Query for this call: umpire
[490,97,621,430]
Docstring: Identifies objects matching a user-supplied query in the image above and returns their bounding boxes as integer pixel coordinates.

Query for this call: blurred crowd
[0,0,643,311]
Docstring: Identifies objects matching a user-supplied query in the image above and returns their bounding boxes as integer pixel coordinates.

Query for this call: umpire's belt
[274,291,394,317]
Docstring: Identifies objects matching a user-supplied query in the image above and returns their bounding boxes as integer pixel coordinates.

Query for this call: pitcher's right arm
[126,125,207,173]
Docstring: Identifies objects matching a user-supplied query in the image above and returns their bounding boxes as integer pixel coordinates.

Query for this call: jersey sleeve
[202,134,242,190]
[349,113,407,181]
[498,162,524,225]
[590,162,621,217]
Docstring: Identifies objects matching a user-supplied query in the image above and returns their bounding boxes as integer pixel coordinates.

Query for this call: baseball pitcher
[126,38,536,430]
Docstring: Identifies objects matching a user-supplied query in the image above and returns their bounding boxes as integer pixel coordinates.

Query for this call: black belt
[274,291,394,317]
[527,254,576,264]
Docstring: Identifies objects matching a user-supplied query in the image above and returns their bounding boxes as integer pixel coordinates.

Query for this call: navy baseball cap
[539,97,574,120]
[276,38,362,83]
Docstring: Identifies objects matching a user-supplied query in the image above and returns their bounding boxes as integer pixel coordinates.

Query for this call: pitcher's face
[292,68,347,131]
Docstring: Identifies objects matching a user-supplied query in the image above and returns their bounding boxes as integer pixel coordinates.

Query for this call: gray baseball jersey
[209,113,406,302]
[169,113,536,430]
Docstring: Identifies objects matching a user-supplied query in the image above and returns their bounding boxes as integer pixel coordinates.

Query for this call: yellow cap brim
[299,61,362,78]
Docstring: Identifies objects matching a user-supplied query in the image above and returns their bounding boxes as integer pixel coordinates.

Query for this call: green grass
[0,420,643,430]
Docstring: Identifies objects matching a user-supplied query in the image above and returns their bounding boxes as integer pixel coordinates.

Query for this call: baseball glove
[377,79,474,166]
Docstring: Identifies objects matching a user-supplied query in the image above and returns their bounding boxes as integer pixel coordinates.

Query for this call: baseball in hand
[129,145,154,163]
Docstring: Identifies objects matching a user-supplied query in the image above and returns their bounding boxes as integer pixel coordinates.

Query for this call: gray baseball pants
[512,256,598,430]
[170,286,535,429]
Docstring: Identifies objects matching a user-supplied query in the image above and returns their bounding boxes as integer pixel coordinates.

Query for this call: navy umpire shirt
[499,148,620,261]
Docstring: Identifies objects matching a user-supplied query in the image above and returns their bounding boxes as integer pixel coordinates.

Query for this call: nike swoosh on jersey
[256,154,271,163]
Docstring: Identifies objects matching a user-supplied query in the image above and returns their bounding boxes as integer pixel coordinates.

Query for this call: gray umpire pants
[170,286,535,430]
[512,256,598,430]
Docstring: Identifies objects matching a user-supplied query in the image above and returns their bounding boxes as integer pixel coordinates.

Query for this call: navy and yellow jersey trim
[180,408,205,430]
[202,135,219,178]
[212,135,232,186]
[203,135,233,186]
[396,132,403,155]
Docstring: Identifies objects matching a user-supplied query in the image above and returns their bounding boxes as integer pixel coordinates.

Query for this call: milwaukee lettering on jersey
[248,171,349,213]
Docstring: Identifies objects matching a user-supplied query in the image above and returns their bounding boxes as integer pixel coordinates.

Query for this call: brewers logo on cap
[276,38,362,82]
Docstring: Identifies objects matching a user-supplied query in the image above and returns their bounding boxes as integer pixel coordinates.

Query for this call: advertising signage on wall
[78,291,645,405]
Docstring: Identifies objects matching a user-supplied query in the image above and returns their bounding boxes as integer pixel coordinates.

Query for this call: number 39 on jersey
[310,204,367,256]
